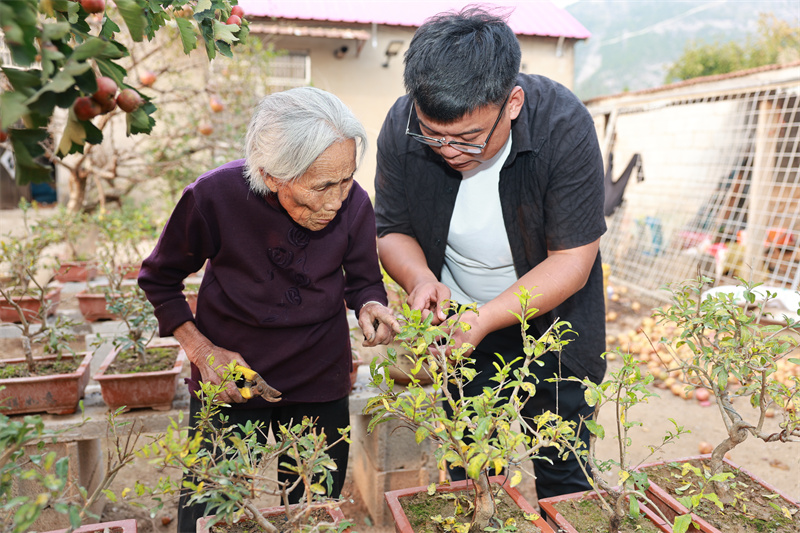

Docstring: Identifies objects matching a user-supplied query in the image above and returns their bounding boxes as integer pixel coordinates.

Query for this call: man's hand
[407,280,451,325]
[359,302,401,347]
[446,308,488,357]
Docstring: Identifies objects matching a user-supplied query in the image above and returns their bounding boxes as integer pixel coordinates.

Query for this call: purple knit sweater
[138,159,387,405]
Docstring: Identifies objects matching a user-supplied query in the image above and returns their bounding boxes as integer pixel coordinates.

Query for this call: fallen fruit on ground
[139,70,157,87]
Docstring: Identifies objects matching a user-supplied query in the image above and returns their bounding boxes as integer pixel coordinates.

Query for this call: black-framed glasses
[405,94,510,154]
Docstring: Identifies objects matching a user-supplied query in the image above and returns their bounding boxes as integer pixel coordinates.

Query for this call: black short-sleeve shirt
[375,73,607,383]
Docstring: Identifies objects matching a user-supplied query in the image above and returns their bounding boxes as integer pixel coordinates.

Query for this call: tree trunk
[470,475,496,532]
[67,172,87,213]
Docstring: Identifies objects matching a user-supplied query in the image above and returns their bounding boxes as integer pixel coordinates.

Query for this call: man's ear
[508,85,525,121]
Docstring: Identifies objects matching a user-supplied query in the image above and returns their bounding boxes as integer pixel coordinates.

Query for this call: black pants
[443,323,595,499]
[177,395,351,533]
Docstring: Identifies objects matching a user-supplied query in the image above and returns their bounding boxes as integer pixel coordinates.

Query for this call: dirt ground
[97,281,799,533]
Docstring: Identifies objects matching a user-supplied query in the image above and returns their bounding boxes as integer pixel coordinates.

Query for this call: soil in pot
[549,497,666,533]
[206,508,342,533]
[643,459,800,533]
[400,482,544,533]
[106,345,179,374]
[0,356,80,378]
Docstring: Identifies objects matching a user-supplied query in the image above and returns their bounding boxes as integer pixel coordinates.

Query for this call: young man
[374,6,607,498]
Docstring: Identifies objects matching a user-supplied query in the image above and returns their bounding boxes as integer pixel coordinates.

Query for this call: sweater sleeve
[342,187,389,316]
[138,186,218,337]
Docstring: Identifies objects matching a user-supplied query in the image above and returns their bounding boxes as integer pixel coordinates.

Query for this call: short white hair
[244,87,367,195]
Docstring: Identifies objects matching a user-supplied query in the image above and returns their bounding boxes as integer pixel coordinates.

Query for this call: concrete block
[351,414,434,472]
[351,450,435,527]
[15,438,104,531]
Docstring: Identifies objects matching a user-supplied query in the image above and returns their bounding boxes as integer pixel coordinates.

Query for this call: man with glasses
[374,6,607,499]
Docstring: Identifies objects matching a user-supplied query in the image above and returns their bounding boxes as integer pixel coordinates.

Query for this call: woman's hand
[358,302,401,347]
[173,321,251,404]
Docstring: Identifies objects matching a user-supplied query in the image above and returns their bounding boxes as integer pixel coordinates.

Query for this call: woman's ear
[261,169,279,193]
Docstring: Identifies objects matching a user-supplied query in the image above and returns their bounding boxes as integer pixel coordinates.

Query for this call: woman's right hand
[173,322,250,404]
[407,280,451,325]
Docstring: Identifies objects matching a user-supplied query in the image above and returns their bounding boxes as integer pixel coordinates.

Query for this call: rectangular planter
[45,518,137,533]
[539,489,672,533]
[93,341,185,412]
[0,287,61,323]
[196,504,347,533]
[636,454,800,533]
[54,261,98,283]
[385,475,554,533]
[0,352,93,415]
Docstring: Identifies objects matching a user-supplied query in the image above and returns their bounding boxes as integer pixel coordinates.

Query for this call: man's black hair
[403,5,521,122]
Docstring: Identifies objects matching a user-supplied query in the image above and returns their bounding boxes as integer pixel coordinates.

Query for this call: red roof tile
[237,0,591,39]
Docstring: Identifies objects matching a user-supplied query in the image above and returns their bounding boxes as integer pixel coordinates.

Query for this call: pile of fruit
[605,309,800,407]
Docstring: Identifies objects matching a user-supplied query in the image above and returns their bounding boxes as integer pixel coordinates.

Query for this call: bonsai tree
[139,363,352,533]
[0,201,80,375]
[366,288,578,532]
[555,349,689,533]
[650,276,800,503]
[92,201,160,285]
[0,403,148,533]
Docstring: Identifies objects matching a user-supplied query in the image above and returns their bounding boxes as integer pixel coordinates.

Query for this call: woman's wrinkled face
[264,139,357,231]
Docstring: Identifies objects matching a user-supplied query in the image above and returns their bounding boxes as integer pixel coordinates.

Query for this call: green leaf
[213,19,240,45]
[0,91,30,129]
[100,16,122,38]
[673,514,693,533]
[115,0,146,41]
[175,17,198,54]
[9,129,52,185]
[585,419,604,439]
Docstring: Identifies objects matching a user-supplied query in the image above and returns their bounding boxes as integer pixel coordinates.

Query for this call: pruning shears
[234,364,282,402]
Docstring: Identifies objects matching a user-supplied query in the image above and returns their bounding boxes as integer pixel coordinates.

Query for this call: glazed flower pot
[0,352,93,415]
[538,489,672,533]
[44,518,137,533]
[196,504,347,533]
[54,261,98,283]
[636,454,800,533]
[0,287,61,323]
[385,475,554,533]
[75,290,118,322]
[93,341,185,412]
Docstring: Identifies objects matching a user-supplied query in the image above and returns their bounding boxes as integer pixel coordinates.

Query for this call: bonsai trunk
[710,421,748,504]
[470,473,496,532]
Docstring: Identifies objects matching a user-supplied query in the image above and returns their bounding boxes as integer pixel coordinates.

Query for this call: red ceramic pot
[45,518,137,532]
[385,475,554,533]
[0,352,93,415]
[54,261,98,283]
[538,489,671,533]
[93,341,185,412]
[0,288,61,323]
[196,504,347,533]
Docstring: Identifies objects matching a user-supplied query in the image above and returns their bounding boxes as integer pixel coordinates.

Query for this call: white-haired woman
[139,87,399,532]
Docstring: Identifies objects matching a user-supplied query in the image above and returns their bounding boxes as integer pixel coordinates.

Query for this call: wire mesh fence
[591,70,800,306]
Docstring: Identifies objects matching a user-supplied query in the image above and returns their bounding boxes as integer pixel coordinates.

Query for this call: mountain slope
[565,0,799,100]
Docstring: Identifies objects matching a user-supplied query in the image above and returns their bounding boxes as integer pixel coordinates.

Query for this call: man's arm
[454,238,601,351]
[377,233,451,323]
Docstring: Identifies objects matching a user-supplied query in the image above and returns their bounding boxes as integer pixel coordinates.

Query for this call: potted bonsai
[0,200,61,324]
[34,206,98,283]
[1,402,146,533]
[0,204,92,416]
[140,363,352,533]
[366,288,576,533]
[91,279,185,412]
[636,276,800,533]
[540,349,689,533]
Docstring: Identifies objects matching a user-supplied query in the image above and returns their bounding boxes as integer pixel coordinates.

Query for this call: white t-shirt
[440,134,517,307]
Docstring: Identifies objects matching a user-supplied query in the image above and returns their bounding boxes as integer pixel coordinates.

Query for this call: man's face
[413,87,523,172]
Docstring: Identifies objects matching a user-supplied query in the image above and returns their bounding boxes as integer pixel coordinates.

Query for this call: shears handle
[234,364,258,399]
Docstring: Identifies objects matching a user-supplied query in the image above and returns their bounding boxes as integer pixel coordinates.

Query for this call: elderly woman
[138,87,399,531]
